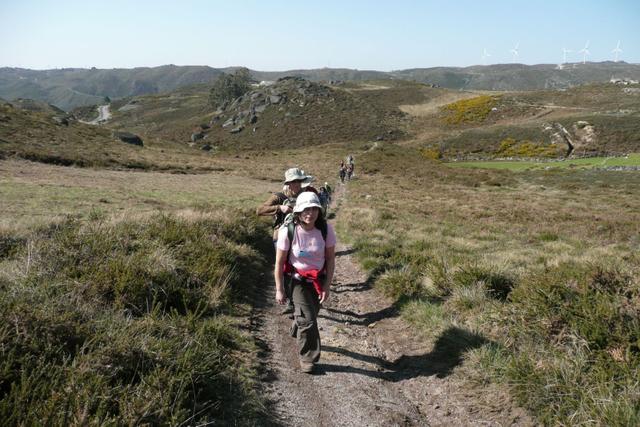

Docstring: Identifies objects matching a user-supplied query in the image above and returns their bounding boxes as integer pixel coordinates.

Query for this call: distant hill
[392,62,640,91]
[0,65,224,111]
[2,62,639,111]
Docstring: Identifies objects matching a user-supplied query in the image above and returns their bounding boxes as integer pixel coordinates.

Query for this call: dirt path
[254,183,533,426]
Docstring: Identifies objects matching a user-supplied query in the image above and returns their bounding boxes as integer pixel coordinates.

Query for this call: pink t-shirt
[277,223,337,271]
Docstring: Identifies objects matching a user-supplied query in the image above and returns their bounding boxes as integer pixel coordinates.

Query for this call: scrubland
[339,143,640,425]
[1,78,639,424]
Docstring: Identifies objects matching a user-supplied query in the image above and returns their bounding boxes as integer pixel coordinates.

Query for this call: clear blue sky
[1,0,638,70]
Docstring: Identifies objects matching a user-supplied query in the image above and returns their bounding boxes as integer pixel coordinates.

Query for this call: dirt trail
[254,183,533,426]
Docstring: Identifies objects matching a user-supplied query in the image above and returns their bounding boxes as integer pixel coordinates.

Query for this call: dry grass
[337,142,640,424]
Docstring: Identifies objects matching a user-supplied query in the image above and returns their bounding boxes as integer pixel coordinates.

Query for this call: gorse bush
[496,137,559,158]
[0,210,273,425]
[441,95,499,125]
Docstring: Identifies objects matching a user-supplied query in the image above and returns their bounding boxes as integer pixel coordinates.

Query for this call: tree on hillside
[209,68,251,109]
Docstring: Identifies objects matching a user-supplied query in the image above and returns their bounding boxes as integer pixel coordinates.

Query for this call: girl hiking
[274,191,336,373]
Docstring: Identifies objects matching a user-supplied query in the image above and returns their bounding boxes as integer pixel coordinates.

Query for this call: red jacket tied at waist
[295,268,324,296]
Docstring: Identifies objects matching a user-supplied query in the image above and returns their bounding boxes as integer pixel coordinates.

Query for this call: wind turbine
[612,40,623,62]
[481,48,491,65]
[562,47,572,64]
[578,41,590,64]
[510,42,520,62]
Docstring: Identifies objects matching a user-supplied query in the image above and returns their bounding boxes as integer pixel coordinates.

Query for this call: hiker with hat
[256,167,309,245]
[274,191,336,373]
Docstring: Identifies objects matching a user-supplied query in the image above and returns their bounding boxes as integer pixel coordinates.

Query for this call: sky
[0,0,638,71]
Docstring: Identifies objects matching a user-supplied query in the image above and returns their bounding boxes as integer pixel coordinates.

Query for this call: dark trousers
[290,277,321,363]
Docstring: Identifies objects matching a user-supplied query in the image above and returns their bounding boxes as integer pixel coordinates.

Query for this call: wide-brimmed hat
[284,168,308,183]
[301,174,315,188]
[293,191,322,213]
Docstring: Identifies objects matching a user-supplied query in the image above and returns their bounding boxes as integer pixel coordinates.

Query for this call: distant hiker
[346,154,355,177]
[346,163,353,180]
[318,186,330,216]
[324,181,333,196]
[339,162,346,183]
[274,191,336,373]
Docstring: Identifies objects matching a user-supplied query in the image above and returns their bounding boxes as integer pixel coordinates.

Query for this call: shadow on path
[320,304,399,326]
[318,326,489,381]
[331,281,371,294]
[335,248,357,257]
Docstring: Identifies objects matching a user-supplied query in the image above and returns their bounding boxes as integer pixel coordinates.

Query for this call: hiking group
[257,167,336,374]
[339,154,355,183]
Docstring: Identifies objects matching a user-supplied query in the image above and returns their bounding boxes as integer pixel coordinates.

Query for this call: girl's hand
[319,288,330,304]
[276,289,287,305]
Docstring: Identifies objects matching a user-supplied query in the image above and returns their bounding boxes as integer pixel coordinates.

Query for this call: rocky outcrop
[198,76,334,141]
[113,131,143,146]
[544,120,598,158]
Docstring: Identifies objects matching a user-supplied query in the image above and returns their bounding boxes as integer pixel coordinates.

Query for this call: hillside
[108,78,436,151]
[0,101,223,171]
[401,82,640,160]
[2,62,639,111]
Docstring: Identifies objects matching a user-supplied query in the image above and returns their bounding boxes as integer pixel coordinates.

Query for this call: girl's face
[299,206,319,226]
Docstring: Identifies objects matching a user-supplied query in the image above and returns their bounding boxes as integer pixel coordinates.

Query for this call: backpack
[272,192,295,229]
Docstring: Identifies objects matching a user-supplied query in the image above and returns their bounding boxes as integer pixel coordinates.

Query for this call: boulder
[230,125,244,134]
[254,104,267,113]
[201,144,213,151]
[53,116,70,126]
[222,118,235,128]
[113,131,143,146]
[191,132,205,142]
[269,95,282,104]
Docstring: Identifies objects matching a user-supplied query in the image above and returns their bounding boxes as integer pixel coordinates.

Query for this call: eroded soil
[253,184,534,426]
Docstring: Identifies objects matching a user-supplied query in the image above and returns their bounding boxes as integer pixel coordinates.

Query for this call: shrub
[441,95,499,125]
[375,267,422,300]
[505,263,640,424]
[0,211,272,425]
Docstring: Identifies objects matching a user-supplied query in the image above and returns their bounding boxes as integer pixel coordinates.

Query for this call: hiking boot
[300,361,314,374]
[281,301,294,315]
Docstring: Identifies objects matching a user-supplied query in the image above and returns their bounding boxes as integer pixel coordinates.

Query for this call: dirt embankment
[252,183,533,426]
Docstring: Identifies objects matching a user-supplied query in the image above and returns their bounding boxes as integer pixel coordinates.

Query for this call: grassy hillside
[2,76,639,424]
[407,83,640,160]
[338,142,640,425]
[108,78,433,151]
[0,102,228,172]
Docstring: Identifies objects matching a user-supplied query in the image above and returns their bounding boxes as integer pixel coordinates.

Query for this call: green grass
[336,143,640,425]
[446,153,640,171]
[0,209,274,425]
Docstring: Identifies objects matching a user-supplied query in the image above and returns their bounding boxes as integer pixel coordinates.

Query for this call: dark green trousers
[290,277,321,363]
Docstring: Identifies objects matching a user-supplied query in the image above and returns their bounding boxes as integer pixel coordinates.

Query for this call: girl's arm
[274,248,288,304]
